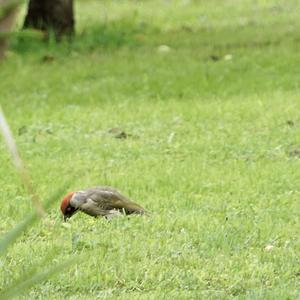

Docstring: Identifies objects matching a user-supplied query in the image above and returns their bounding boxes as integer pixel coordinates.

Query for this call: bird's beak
[63,215,68,222]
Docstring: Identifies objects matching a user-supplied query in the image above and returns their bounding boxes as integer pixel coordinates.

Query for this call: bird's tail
[123,202,148,215]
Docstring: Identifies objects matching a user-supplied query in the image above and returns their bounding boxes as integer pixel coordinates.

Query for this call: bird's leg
[104,209,122,221]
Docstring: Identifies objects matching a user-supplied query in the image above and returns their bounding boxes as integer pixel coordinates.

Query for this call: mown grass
[1,0,300,299]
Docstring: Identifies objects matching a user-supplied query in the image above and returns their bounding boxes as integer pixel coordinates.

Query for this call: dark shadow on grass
[10,17,158,55]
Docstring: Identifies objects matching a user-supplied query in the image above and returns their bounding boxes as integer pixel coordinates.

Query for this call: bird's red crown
[60,192,74,214]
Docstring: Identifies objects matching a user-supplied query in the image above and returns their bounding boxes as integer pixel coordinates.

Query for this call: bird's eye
[66,207,71,212]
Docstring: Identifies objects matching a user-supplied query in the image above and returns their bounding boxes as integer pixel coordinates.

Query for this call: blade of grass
[0,212,36,255]
[0,180,73,255]
[0,106,45,216]
[0,0,22,59]
[2,243,63,294]
[0,256,79,300]
[0,1,18,21]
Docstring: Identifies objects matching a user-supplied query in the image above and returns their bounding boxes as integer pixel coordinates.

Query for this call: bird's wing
[79,197,110,217]
[84,186,145,214]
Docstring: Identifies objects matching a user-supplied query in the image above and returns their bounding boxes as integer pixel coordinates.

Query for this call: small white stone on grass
[224,54,233,61]
[168,132,175,144]
[157,45,171,53]
[264,245,274,251]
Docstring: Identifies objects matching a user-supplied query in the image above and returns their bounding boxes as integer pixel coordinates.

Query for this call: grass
[1,0,300,298]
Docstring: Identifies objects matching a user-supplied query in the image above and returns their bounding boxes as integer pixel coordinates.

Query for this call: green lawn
[0,0,300,299]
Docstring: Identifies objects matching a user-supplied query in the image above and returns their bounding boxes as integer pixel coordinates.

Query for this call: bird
[60,186,145,221]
